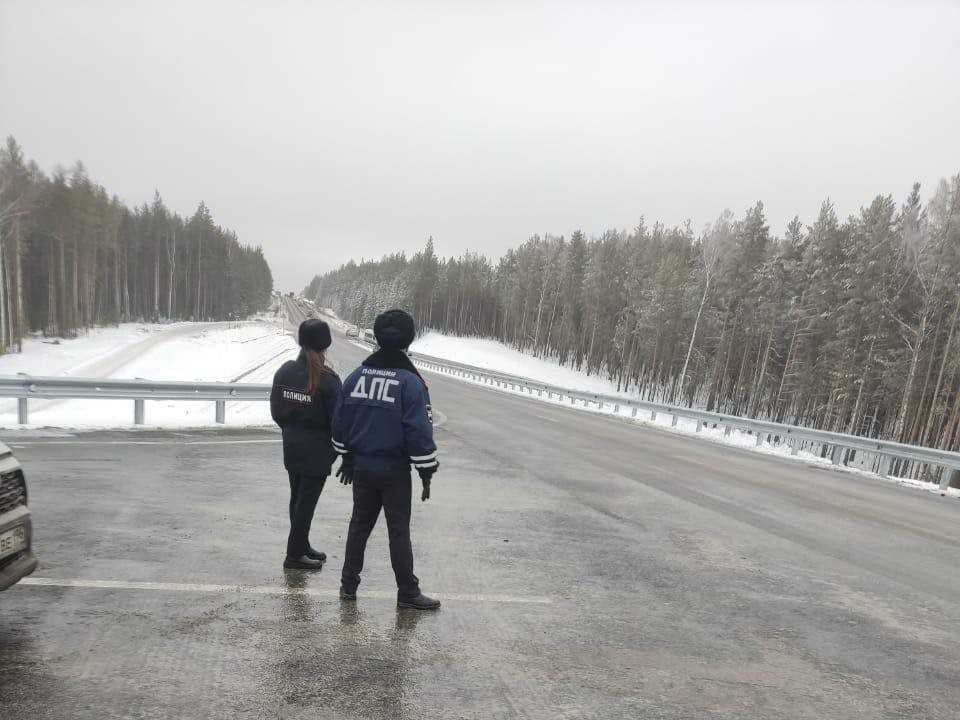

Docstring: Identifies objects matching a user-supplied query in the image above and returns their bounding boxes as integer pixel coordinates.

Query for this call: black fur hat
[374,309,416,350]
[298,319,332,352]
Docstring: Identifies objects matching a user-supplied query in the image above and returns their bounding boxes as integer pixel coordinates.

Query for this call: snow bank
[0,318,298,429]
[410,331,960,500]
[411,331,635,397]
[0,323,186,378]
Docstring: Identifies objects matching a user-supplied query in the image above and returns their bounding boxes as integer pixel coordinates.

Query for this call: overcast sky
[2,1,958,290]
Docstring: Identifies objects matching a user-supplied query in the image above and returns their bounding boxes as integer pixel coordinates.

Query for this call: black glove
[337,455,354,485]
[416,463,438,501]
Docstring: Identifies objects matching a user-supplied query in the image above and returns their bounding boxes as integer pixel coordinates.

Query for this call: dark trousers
[287,472,327,558]
[341,469,420,599]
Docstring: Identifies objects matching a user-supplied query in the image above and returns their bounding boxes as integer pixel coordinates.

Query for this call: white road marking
[1,429,76,438]
[8,438,280,447]
[19,576,553,605]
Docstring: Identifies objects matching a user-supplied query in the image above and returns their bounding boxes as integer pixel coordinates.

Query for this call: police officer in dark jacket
[270,319,342,570]
[333,309,441,610]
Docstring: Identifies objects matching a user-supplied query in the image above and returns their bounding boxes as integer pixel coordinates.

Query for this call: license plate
[0,524,27,560]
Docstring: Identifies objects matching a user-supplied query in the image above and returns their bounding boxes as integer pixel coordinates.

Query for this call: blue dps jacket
[332,356,438,474]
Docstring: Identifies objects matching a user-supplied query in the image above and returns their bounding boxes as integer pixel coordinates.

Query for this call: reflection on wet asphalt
[2,328,960,718]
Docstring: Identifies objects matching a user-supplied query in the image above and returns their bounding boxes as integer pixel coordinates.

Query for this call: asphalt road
[2,318,959,719]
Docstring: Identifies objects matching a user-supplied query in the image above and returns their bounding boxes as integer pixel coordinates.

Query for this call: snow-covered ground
[410,331,960,500]
[411,331,637,397]
[0,317,299,429]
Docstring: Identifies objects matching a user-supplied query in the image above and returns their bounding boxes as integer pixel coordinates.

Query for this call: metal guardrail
[0,374,270,425]
[5,336,960,492]
[385,344,960,492]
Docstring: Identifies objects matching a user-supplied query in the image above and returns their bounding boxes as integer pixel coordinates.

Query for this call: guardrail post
[671,414,678,427]
[17,397,28,424]
[613,403,619,413]
[696,420,703,432]
[724,425,732,437]
[755,432,763,447]
[631,407,637,417]
[134,399,145,425]
[940,469,952,494]
[215,400,226,424]
[790,439,799,456]
[830,445,841,465]
[945,469,960,492]
[651,410,657,422]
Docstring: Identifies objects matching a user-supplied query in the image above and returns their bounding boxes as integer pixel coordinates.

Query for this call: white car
[0,441,37,591]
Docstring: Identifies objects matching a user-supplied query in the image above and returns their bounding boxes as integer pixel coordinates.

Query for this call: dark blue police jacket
[270,351,341,475]
[332,356,438,474]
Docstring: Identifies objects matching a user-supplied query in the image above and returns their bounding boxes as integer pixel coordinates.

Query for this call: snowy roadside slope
[0,318,298,428]
[0,322,196,379]
[411,331,635,397]
[410,331,960,499]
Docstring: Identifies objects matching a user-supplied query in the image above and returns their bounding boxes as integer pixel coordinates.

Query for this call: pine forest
[0,136,273,352]
[307,175,960,453]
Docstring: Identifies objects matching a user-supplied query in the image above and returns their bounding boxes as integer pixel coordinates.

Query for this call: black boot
[284,554,324,570]
[397,593,441,610]
[339,585,357,601]
[306,547,327,562]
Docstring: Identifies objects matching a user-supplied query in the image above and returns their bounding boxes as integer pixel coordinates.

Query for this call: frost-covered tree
[0,136,273,345]
[305,173,960,453]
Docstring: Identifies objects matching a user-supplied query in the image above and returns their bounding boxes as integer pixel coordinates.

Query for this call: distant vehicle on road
[345,326,359,339]
[360,328,376,344]
[0,442,37,591]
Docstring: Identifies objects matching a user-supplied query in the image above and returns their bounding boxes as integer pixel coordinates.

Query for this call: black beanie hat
[298,319,332,352]
[374,309,416,350]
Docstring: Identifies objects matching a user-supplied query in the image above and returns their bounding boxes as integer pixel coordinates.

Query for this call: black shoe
[397,593,441,610]
[306,547,327,562]
[283,554,324,570]
[339,586,357,601]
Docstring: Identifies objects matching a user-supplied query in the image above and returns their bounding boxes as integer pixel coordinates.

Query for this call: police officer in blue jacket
[332,309,441,610]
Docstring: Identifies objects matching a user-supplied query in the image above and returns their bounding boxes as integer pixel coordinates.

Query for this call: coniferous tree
[305,173,960,454]
[0,137,273,345]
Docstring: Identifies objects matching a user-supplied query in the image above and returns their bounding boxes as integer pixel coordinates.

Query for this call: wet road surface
[2,325,960,718]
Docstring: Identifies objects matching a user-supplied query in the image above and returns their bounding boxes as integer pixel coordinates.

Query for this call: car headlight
[0,470,27,513]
